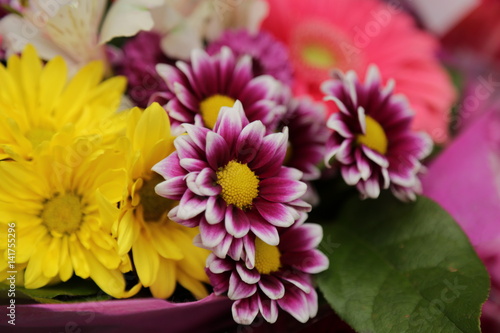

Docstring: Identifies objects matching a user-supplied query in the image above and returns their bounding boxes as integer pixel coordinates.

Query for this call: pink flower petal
[281,249,329,274]
[232,295,260,325]
[279,224,323,253]
[206,132,229,170]
[254,199,295,228]
[155,177,186,200]
[228,271,257,300]
[258,275,285,300]
[225,206,251,238]
[258,298,278,324]
[199,219,226,249]
[248,212,279,246]
[236,263,260,284]
[259,178,307,202]
[205,196,226,225]
[214,101,248,148]
[277,286,309,323]
[177,190,207,220]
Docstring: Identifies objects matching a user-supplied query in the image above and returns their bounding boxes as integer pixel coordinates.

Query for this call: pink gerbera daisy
[156,47,285,134]
[153,101,311,260]
[261,0,456,143]
[206,220,329,325]
[323,65,432,201]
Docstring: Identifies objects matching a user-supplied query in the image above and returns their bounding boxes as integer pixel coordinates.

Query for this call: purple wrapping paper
[0,294,234,333]
[422,108,500,331]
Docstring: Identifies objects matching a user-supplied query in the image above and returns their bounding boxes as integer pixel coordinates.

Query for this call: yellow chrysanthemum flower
[114,103,210,299]
[0,45,126,161]
[0,134,141,298]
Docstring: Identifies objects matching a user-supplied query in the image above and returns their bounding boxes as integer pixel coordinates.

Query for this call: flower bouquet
[0,0,498,332]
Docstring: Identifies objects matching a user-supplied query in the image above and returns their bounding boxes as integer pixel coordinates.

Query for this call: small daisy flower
[206,220,329,325]
[153,101,311,260]
[322,65,432,201]
[206,29,293,86]
[155,47,285,133]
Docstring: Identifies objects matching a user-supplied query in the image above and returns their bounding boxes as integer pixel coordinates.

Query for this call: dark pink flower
[206,29,294,86]
[323,65,432,201]
[115,31,172,108]
[153,101,311,260]
[156,47,285,134]
[206,220,328,325]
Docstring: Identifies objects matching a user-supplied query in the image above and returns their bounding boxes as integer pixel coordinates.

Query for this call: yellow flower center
[301,44,336,69]
[216,160,259,210]
[254,237,281,275]
[139,173,176,222]
[199,94,236,129]
[42,193,83,235]
[26,128,55,148]
[356,116,388,155]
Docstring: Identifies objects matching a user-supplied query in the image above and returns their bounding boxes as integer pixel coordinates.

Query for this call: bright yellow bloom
[0,135,140,298]
[0,45,126,161]
[114,103,210,299]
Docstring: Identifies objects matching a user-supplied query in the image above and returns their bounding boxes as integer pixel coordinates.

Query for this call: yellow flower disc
[216,160,259,210]
[356,115,388,154]
[254,237,281,275]
[199,94,236,129]
[42,193,83,234]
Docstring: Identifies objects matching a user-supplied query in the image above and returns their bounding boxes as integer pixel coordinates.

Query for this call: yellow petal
[177,268,209,300]
[24,235,51,288]
[42,236,61,278]
[117,210,140,255]
[132,102,171,157]
[149,223,183,260]
[149,257,176,299]
[59,236,73,282]
[69,236,90,278]
[39,56,67,116]
[20,45,43,117]
[132,231,159,287]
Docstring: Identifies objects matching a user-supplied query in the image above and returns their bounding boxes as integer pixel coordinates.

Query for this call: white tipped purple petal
[228,271,257,300]
[214,101,247,148]
[258,275,285,300]
[236,263,260,284]
[362,145,389,168]
[207,255,232,274]
[155,177,186,199]
[199,219,226,248]
[206,131,229,170]
[279,224,323,253]
[177,190,207,220]
[225,206,251,238]
[152,153,184,179]
[277,286,310,323]
[254,199,295,228]
[259,178,307,203]
[258,298,278,324]
[281,249,329,274]
[205,196,226,225]
[248,213,279,246]
[279,271,312,294]
[232,296,260,325]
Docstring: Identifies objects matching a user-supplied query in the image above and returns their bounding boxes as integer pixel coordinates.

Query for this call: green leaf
[0,277,109,304]
[317,194,490,333]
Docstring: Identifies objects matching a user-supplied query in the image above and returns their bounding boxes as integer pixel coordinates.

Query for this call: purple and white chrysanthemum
[206,29,294,86]
[206,220,329,325]
[322,65,432,201]
[156,46,286,134]
[153,101,311,260]
[280,95,329,182]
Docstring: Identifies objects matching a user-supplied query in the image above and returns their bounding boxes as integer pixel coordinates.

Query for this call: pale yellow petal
[132,232,159,287]
[149,257,176,299]
[42,236,61,278]
[39,56,67,116]
[20,45,43,118]
[24,235,51,288]
[177,268,209,300]
[59,236,73,282]
[117,210,140,256]
[149,223,183,261]
[69,236,90,278]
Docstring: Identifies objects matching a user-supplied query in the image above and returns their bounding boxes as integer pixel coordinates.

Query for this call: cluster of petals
[206,220,329,324]
[153,101,311,261]
[322,65,432,201]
